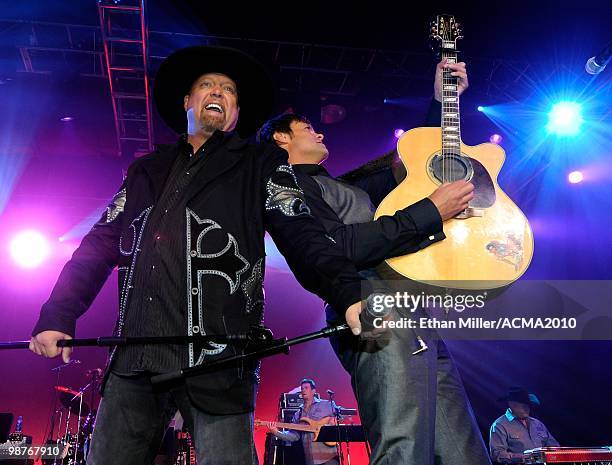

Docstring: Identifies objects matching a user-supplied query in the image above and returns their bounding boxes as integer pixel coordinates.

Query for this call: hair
[258,112,311,144]
[300,378,316,389]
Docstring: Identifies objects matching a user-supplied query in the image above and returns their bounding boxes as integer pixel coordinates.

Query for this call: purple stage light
[394,128,405,138]
[568,171,584,184]
[60,116,74,122]
[489,134,503,144]
[9,230,50,268]
[320,104,346,124]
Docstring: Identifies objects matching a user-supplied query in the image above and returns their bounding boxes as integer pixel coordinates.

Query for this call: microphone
[326,389,335,396]
[585,41,612,75]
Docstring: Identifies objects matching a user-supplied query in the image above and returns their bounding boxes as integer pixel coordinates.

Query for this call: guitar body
[299,416,337,446]
[375,126,533,289]
[255,416,337,446]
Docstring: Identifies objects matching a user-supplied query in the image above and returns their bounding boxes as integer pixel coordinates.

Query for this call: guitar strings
[441,43,460,183]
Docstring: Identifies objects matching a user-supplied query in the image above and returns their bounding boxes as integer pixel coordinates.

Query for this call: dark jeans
[328,307,491,465]
[87,372,258,465]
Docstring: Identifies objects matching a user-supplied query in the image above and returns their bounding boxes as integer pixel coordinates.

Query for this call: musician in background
[267,378,339,465]
[490,387,559,463]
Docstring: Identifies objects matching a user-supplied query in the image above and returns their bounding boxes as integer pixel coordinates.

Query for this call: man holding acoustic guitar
[260,48,492,465]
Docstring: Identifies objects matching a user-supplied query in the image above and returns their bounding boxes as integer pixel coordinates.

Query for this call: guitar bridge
[455,207,485,219]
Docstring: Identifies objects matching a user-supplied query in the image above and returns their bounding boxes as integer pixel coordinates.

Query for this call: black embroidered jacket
[32,132,363,414]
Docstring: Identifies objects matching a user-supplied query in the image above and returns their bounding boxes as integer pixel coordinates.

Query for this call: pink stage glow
[9,230,50,268]
[489,133,503,144]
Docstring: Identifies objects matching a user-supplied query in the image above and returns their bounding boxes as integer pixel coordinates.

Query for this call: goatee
[200,114,225,135]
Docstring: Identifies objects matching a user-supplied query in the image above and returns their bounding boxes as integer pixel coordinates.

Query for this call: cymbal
[54,385,80,396]
[54,386,90,417]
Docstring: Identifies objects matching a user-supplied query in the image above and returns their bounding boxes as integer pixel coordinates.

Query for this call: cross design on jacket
[186,209,251,365]
[187,210,250,295]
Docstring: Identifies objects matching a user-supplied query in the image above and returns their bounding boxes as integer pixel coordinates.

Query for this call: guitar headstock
[429,14,463,56]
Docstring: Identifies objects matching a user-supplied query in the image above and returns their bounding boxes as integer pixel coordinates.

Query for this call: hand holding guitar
[374,14,533,288]
[257,417,338,445]
[434,58,469,102]
[264,421,280,435]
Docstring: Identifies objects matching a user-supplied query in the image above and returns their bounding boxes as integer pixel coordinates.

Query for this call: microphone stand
[82,370,100,463]
[328,391,347,465]
[47,359,80,443]
[1,325,350,382]
[150,325,349,385]
[0,331,271,350]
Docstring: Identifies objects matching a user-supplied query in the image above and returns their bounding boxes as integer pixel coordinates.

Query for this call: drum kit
[41,363,196,465]
[43,363,102,465]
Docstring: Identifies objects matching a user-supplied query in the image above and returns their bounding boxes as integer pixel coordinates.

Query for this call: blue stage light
[546,101,583,136]
[568,170,584,184]
[477,106,484,112]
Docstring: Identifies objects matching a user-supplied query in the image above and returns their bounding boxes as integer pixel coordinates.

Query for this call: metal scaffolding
[4,18,608,156]
[96,0,153,157]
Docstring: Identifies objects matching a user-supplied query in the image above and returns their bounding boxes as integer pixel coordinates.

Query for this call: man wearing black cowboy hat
[29,45,366,465]
[490,387,559,463]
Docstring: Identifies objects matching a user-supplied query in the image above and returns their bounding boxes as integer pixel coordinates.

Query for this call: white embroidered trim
[241,257,264,314]
[265,165,311,217]
[119,221,137,256]
[104,187,127,223]
[109,206,153,362]
[186,209,251,366]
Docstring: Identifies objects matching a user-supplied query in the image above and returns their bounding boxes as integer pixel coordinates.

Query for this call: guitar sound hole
[429,153,473,183]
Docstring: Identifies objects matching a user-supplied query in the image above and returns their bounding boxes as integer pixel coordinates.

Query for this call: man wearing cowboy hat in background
[29,45,366,465]
[490,387,559,463]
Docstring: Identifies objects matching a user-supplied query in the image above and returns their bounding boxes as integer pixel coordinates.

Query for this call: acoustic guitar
[375,14,533,290]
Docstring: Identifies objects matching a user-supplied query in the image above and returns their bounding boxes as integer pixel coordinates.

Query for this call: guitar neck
[441,48,461,154]
[257,421,318,433]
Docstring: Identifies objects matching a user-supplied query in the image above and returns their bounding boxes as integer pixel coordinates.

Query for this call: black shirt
[113,131,232,374]
[291,99,445,271]
[292,164,444,271]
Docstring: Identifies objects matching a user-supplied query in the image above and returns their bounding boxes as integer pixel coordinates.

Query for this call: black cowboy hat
[153,46,274,137]
[498,387,541,406]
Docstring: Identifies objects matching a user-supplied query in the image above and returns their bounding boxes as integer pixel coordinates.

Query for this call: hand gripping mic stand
[1,325,350,386]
